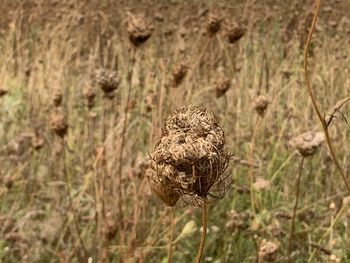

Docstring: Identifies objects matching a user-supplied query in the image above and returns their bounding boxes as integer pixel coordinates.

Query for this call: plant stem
[167,207,175,263]
[303,0,350,194]
[62,136,88,260]
[288,156,304,263]
[195,203,208,263]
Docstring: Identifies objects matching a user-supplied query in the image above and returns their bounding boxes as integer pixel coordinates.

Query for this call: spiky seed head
[214,76,231,98]
[225,23,245,44]
[258,239,279,262]
[172,61,189,87]
[127,13,153,46]
[147,105,230,206]
[253,95,270,116]
[289,131,325,157]
[95,69,119,94]
[206,12,221,36]
[49,110,68,137]
[83,86,96,109]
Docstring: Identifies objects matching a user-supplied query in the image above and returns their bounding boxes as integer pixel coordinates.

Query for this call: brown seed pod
[258,239,279,262]
[127,13,153,46]
[49,110,68,137]
[83,86,96,109]
[172,61,189,87]
[225,23,245,44]
[52,88,63,107]
[214,76,231,98]
[95,69,119,94]
[147,105,230,206]
[206,12,221,36]
[289,131,325,157]
[253,95,270,116]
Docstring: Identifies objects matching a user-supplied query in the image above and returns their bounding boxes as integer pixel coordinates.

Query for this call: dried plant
[214,76,231,98]
[83,85,96,109]
[172,61,189,87]
[127,13,153,46]
[147,105,230,263]
[225,22,245,44]
[289,131,325,157]
[95,68,119,95]
[49,110,68,137]
[52,88,63,107]
[253,95,270,117]
[258,239,279,262]
[206,12,221,36]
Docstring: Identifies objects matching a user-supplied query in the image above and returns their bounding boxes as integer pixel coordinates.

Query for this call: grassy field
[0,0,350,262]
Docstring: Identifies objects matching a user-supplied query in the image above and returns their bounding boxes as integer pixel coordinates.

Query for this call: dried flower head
[206,12,221,36]
[83,86,96,109]
[49,110,68,137]
[172,61,189,87]
[127,13,153,46]
[32,135,45,150]
[0,86,8,97]
[145,92,157,112]
[225,23,245,44]
[52,88,63,107]
[258,239,279,262]
[289,131,325,157]
[253,95,270,116]
[214,76,231,98]
[146,105,230,206]
[95,69,119,94]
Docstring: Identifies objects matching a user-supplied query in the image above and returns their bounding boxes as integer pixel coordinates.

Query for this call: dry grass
[0,0,350,262]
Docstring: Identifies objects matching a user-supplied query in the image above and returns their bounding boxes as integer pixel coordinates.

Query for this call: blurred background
[0,0,349,262]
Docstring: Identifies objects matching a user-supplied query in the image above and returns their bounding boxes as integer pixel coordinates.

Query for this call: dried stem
[167,207,175,263]
[288,156,304,263]
[248,116,262,216]
[62,137,88,260]
[195,203,208,263]
[303,0,350,193]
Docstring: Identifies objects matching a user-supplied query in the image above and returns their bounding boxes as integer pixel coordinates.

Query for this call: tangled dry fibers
[146,105,230,206]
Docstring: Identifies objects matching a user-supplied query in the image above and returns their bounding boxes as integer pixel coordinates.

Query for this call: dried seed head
[95,69,119,94]
[147,105,230,206]
[206,12,221,36]
[214,76,231,98]
[32,135,45,150]
[253,95,270,116]
[258,239,279,262]
[225,23,245,44]
[49,110,68,137]
[52,88,63,107]
[289,131,325,157]
[145,92,157,112]
[127,13,153,46]
[172,61,189,87]
[83,86,96,109]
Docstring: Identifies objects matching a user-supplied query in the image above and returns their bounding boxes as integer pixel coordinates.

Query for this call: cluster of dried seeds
[289,131,325,157]
[127,13,153,46]
[146,105,230,206]
[95,69,119,94]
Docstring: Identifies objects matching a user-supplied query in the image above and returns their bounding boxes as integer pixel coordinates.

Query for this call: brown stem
[195,203,208,263]
[167,207,175,263]
[303,0,350,193]
[288,157,304,262]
